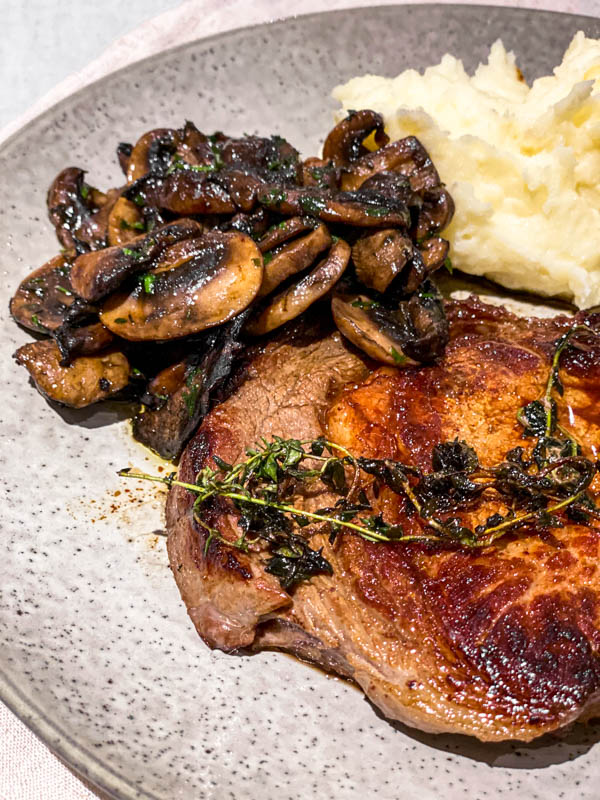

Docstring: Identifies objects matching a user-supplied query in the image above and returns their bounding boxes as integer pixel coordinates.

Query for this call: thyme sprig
[120,323,600,589]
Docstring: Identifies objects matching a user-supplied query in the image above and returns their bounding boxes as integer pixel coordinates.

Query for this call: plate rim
[2,4,600,798]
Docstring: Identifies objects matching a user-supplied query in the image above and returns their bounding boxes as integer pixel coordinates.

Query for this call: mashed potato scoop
[334,32,600,309]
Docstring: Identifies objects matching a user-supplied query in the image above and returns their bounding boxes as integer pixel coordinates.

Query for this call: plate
[2,5,600,799]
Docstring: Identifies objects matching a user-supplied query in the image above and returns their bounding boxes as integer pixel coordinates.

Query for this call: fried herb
[120,324,600,587]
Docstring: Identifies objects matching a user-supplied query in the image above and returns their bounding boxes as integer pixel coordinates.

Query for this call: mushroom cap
[100,230,263,341]
[323,110,389,166]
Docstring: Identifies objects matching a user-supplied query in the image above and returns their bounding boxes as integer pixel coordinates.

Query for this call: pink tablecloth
[2,0,599,798]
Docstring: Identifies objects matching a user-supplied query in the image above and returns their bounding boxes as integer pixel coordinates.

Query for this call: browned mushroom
[301,157,340,190]
[331,287,448,366]
[116,142,132,175]
[107,196,146,246]
[70,218,203,301]
[415,187,455,240]
[53,321,115,364]
[256,216,316,253]
[247,238,350,335]
[9,252,95,332]
[257,185,410,228]
[419,236,449,274]
[323,110,389,166]
[258,223,332,298]
[156,170,237,215]
[14,339,130,408]
[126,128,179,183]
[340,136,440,194]
[352,229,414,293]
[100,230,263,340]
[47,167,115,252]
[223,208,271,240]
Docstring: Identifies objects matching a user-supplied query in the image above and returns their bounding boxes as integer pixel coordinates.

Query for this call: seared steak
[166,298,600,741]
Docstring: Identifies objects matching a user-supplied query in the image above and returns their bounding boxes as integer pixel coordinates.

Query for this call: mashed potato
[334,33,600,309]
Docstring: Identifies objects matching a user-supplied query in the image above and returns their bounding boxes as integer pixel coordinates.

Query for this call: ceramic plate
[2,5,600,799]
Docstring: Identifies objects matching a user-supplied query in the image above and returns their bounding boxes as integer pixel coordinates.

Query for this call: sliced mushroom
[247,238,349,335]
[258,185,410,228]
[224,207,272,240]
[419,236,449,274]
[9,253,96,332]
[352,229,414,293]
[256,216,316,253]
[301,157,340,190]
[70,218,203,302]
[100,230,263,340]
[331,287,448,366]
[220,134,301,185]
[340,136,440,194]
[47,167,112,253]
[156,171,237,215]
[323,110,389,166]
[14,339,130,408]
[415,187,455,240]
[107,196,146,246]
[258,223,332,298]
[53,321,115,364]
[126,128,179,183]
[116,142,132,176]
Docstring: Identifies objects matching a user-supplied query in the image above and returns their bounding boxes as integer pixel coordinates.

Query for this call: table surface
[2,1,600,798]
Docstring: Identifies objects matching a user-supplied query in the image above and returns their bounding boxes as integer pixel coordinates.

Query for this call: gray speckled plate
[2,5,600,799]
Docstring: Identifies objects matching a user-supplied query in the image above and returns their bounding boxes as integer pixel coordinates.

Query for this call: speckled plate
[2,5,600,799]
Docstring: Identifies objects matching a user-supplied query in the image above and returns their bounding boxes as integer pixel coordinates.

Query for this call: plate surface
[2,5,600,799]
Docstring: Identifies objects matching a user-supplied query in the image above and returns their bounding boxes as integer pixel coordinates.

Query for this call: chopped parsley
[390,347,408,365]
[141,273,156,294]
[299,196,326,215]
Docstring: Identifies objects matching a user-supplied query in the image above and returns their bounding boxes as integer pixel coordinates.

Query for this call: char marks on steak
[165,297,600,742]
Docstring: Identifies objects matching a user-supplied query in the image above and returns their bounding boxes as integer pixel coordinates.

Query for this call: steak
[165,297,600,742]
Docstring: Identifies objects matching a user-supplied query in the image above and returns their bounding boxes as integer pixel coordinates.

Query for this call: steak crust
[166,298,600,741]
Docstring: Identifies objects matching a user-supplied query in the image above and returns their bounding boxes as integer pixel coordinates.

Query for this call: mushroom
[301,158,340,190]
[339,136,440,194]
[14,339,130,408]
[47,167,115,253]
[224,208,272,240]
[419,236,449,274]
[107,196,146,246]
[70,218,204,302]
[257,185,410,228]
[246,238,350,335]
[256,216,316,253]
[9,252,96,332]
[331,286,448,366]
[352,229,414,293]
[100,230,263,340]
[53,321,115,364]
[258,223,332,298]
[323,110,389,166]
[116,142,132,176]
[126,128,179,183]
[415,187,455,240]
[156,170,237,215]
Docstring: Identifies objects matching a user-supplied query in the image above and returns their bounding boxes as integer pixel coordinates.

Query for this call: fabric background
[1,0,599,798]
